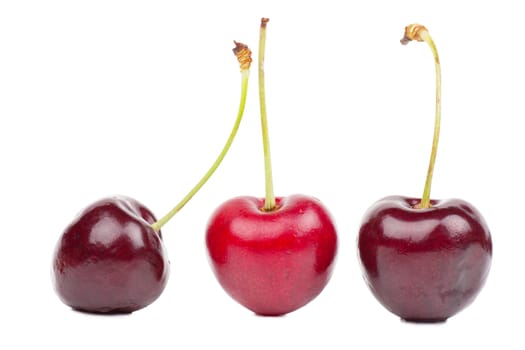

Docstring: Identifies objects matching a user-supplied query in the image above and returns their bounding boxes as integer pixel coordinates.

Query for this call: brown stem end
[261,17,269,28]
[400,23,428,45]
[232,41,252,70]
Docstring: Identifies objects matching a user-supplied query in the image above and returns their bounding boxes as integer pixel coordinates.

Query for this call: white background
[1,0,523,348]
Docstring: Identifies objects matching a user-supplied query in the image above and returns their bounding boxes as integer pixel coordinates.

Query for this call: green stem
[401,24,441,209]
[151,44,252,232]
[258,18,276,211]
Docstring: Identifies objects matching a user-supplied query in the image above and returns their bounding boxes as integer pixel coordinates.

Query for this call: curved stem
[151,43,252,232]
[259,18,276,211]
[401,24,441,209]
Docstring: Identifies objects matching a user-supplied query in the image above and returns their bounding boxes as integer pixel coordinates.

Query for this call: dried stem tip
[233,41,252,70]
[261,18,269,27]
[400,23,429,45]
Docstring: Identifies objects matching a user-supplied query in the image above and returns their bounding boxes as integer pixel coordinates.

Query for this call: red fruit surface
[52,196,170,313]
[206,194,338,316]
[358,195,492,322]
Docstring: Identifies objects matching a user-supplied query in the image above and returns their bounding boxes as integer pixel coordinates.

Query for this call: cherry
[51,42,253,314]
[357,24,492,322]
[206,18,338,316]
[52,196,169,313]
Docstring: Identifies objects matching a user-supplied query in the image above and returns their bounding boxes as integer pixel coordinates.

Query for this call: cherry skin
[52,196,170,313]
[206,194,338,316]
[357,195,492,322]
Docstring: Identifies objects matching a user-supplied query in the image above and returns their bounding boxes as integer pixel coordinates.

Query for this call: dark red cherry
[358,196,492,321]
[52,196,169,313]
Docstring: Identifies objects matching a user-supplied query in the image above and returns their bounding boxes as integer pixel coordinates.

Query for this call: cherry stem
[401,24,441,209]
[151,42,252,232]
[258,17,276,211]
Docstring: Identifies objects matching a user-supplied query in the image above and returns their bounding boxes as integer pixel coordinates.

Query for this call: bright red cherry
[357,24,492,322]
[206,195,337,316]
[206,18,338,316]
[51,42,253,313]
